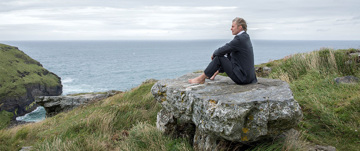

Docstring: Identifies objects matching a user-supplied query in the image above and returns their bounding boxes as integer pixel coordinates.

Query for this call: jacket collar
[237,30,245,36]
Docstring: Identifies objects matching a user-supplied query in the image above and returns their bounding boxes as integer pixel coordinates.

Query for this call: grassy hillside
[0,81,192,151]
[0,48,359,151]
[0,44,60,100]
[254,48,360,151]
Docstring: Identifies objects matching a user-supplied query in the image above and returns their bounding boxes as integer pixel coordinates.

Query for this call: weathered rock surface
[151,73,303,150]
[334,76,359,84]
[36,90,121,117]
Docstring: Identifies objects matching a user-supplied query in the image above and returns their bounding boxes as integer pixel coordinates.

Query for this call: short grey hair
[232,17,247,32]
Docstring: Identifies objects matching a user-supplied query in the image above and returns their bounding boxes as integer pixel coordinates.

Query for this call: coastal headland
[0,44,62,129]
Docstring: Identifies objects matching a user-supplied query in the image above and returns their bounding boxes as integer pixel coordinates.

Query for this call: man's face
[231,22,243,35]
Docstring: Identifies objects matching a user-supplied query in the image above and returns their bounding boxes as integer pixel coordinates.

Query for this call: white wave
[62,77,74,84]
[16,106,46,122]
[62,84,95,95]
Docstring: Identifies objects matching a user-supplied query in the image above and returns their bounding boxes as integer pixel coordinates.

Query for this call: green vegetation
[0,47,359,150]
[253,48,360,151]
[0,43,62,129]
[0,110,13,129]
[0,82,192,151]
[0,43,60,100]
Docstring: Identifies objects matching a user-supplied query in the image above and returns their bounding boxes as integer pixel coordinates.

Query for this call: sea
[1,40,359,122]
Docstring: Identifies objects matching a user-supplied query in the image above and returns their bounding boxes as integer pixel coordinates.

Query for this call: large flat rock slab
[151,73,302,150]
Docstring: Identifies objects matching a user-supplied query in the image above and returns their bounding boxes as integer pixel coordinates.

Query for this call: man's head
[231,17,247,35]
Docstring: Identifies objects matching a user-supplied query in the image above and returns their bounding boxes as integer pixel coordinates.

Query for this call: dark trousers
[204,56,242,84]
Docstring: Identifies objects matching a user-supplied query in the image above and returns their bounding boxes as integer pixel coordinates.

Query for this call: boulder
[151,73,302,150]
[36,90,121,117]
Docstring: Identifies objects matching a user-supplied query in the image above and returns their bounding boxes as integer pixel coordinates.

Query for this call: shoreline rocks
[151,73,303,150]
[36,90,121,117]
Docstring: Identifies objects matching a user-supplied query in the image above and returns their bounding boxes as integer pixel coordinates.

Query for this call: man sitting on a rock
[188,17,257,84]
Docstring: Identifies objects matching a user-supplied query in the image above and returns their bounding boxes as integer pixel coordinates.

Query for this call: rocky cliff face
[151,73,303,150]
[0,44,62,119]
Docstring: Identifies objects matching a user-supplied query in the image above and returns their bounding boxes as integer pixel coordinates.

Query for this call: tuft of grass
[245,130,310,151]
[0,110,13,129]
[268,48,359,83]
[116,122,193,151]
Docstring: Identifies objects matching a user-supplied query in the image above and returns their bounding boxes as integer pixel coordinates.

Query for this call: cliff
[0,43,62,123]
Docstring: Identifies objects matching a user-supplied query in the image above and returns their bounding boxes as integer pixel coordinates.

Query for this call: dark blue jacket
[213,32,257,84]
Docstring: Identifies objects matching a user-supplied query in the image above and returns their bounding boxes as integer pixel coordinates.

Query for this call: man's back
[230,32,257,84]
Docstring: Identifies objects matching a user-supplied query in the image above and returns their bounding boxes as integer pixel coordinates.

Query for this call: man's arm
[213,36,240,56]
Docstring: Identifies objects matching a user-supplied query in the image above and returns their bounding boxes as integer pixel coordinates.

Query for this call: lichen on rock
[151,73,303,150]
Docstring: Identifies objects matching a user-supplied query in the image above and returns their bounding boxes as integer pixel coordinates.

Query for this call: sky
[0,0,359,40]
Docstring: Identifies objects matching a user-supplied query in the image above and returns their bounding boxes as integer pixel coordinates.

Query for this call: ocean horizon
[1,39,359,122]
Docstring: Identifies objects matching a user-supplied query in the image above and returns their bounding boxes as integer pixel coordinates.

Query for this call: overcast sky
[0,0,359,40]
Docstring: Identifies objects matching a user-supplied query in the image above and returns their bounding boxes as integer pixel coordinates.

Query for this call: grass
[0,110,13,129]
[0,82,193,151]
[254,48,360,151]
[0,47,359,151]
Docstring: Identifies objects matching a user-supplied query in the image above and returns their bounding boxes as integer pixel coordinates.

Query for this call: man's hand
[211,55,214,60]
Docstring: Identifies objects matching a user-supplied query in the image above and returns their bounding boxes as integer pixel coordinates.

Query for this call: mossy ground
[0,48,359,151]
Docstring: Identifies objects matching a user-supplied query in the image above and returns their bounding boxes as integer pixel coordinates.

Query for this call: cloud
[316,28,330,32]
[353,16,360,20]
[0,0,360,40]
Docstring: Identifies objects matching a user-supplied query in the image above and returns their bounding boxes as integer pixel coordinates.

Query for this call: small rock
[263,66,272,72]
[349,51,360,63]
[308,145,336,151]
[19,146,32,151]
[255,66,272,77]
[349,52,360,57]
[334,76,359,84]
